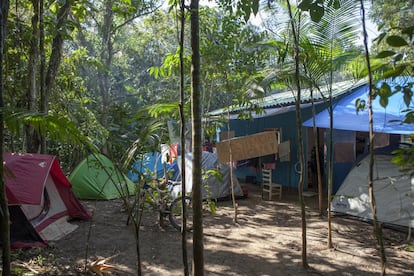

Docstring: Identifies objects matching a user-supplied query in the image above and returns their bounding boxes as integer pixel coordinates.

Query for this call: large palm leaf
[5,111,98,152]
[256,0,360,93]
[305,0,360,84]
[256,2,313,93]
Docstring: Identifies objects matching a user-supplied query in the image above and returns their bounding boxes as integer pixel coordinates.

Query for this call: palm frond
[5,111,98,152]
[146,102,181,119]
[310,0,360,47]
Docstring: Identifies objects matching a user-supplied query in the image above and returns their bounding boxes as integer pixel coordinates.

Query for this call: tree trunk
[133,208,143,276]
[26,0,40,153]
[229,139,237,223]
[360,1,387,274]
[1,0,11,274]
[98,0,114,156]
[327,101,333,249]
[39,0,46,153]
[225,75,238,224]
[44,0,70,112]
[190,0,204,274]
[310,89,323,216]
[286,0,308,269]
[179,0,189,275]
[35,0,69,154]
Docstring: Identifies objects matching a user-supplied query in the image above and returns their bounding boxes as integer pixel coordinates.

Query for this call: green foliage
[370,0,413,79]
[370,23,413,114]
[402,109,414,124]
[147,103,180,119]
[201,169,221,215]
[257,0,359,95]
[370,0,413,32]
[298,0,340,23]
[151,6,269,129]
[217,0,260,22]
[4,111,98,151]
[202,168,223,184]
[373,18,414,178]
[376,82,393,108]
[386,35,409,47]
[10,267,25,276]
[199,7,268,113]
[405,245,414,252]
[355,98,366,114]
[207,199,217,214]
[121,111,165,171]
[151,47,191,79]
[392,142,414,177]
[298,0,325,22]
[375,50,396,59]
[50,7,179,161]
[355,4,414,189]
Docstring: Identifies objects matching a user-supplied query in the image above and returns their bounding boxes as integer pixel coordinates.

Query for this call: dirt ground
[7,183,414,275]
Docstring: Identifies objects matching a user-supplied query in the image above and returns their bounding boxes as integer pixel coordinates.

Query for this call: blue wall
[218,96,363,193]
[222,105,318,190]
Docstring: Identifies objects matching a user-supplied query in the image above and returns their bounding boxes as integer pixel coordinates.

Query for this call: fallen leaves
[87,256,118,276]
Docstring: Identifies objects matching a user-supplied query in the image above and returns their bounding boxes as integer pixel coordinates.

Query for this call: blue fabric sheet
[303,77,414,134]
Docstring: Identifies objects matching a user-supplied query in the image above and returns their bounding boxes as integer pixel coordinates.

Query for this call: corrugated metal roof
[208,79,367,116]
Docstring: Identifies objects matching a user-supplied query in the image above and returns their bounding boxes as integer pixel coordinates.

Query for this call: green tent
[69,154,136,200]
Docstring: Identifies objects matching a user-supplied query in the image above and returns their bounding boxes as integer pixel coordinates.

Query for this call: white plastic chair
[262,169,282,200]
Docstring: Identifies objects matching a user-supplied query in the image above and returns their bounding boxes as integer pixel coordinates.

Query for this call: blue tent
[303,77,414,134]
[127,152,177,182]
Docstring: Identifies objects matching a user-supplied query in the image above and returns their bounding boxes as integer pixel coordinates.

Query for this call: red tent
[2,153,91,249]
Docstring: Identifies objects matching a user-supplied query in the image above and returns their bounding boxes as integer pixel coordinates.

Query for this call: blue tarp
[303,77,414,134]
[127,152,178,182]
